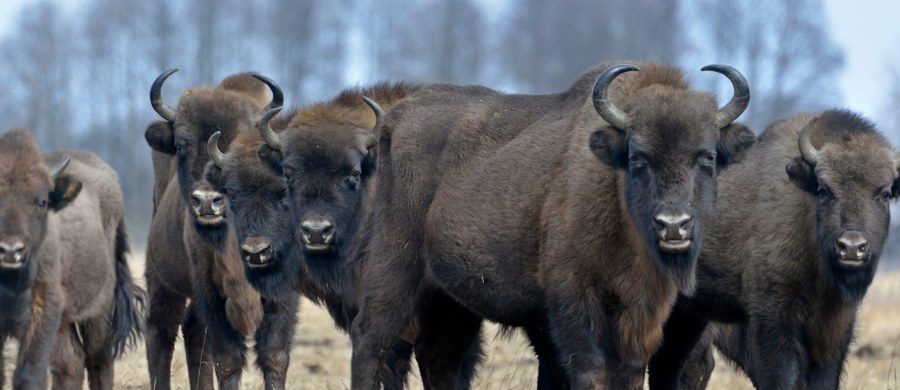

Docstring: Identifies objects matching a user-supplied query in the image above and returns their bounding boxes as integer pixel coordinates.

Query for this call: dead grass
[4,252,900,389]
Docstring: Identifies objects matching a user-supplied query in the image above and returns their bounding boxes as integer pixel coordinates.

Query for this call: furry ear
[49,175,82,211]
[145,120,175,154]
[589,128,628,169]
[786,157,818,195]
[717,123,756,166]
[257,144,283,175]
[204,161,225,190]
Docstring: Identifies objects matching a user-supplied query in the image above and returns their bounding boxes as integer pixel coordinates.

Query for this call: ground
[3,253,899,389]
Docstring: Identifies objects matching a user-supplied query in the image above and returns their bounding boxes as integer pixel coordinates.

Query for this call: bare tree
[688,0,844,130]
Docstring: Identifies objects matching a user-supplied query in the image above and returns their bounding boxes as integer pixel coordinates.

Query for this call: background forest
[0,0,898,257]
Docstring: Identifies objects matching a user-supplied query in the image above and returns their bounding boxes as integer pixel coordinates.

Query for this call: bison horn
[150,68,178,122]
[251,74,285,113]
[798,116,820,167]
[592,64,638,132]
[360,96,383,148]
[701,65,750,129]
[258,106,283,152]
[48,156,71,180]
[207,131,226,169]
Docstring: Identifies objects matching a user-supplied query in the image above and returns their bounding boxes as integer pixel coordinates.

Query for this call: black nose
[653,210,694,241]
[301,219,335,246]
[190,189,225,217]
[836,231,868,261]
[241,237,274,266]
[0,239,27,266]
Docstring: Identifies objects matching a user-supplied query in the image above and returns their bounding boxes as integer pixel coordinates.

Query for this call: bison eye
[628,155,646,170]
[36,199,48,209]
[816,187,833,201]
[351,170,362,179]
[880,191,892,202]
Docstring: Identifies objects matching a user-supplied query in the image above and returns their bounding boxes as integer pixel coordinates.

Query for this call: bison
[0,129,144,389]
[143,69,297,390]
[648,109,896,390]
[347,61,755,389]
[207,82,484,388]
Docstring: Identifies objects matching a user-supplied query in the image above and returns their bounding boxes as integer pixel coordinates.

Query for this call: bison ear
[786,157,818,194]
[204,161,224,190]
[145,120,175,154]
[49,175,82,211]
[257,144,283,175]
[716,123,756,166]
[589,128,628,168]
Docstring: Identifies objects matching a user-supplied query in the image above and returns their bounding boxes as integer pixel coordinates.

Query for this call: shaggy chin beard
[192,221,230,251]
[823,248,879,302]
[651,239,700,296]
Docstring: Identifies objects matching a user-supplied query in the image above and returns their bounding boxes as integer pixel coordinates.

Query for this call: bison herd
[0,60,896,390]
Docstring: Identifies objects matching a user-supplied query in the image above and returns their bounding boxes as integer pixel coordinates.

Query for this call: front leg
[255,293,300,390]
[194,279,247,390]
[14,293,63,390]
[806,318,855,390]
[547,287,607,389]
[747,316,802,390]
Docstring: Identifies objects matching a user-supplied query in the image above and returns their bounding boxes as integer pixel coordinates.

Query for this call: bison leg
[144,272,189,390]
[194,285,247,390]
[747,316,801,390]
[182,301,215,389]
[546,289,608,389]
[806,320,854,390]
[255,293,300,390]
[50,322,86,389]
[522,325,568,390]
[647,303,711,390]
[13,290,62,390]
[81,314,116,390]
[414,293,484,390]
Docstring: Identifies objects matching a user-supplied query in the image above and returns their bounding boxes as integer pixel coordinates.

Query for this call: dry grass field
[4,252,900,389]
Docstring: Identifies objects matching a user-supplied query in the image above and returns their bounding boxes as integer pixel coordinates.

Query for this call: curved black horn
[701,65,750,128]
[592,64,639,131]
[798,116,820,167]
[251,74,284,112]
[258,106,283,152]
[207,131,225,168]
[361,96,385,132]
[150,68,178,122]
[48,156,71,180]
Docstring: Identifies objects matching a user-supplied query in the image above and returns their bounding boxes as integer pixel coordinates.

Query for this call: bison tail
[107,220,147,358]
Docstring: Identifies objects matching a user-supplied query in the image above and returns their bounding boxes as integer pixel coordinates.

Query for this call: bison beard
[349,61,753,389]
[649,109,896,390]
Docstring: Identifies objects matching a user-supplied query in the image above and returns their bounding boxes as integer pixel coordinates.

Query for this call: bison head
[255,97,379,289]
[145,69,283,249]
[0,130,81,292]
[589,64,755,292]
[204,124,300,297]
[786,110,897,301]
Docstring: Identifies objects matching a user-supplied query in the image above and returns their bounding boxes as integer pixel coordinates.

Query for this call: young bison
[648,109,896,390]
[0,129,144,389]
[348,62,754,389]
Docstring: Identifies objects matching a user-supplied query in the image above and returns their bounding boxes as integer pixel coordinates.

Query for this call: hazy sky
[0,0,897,125]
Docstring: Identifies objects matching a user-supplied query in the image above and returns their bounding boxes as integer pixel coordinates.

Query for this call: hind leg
[414,294,484,390]
[80,316,115,390]
[144,272,189,390]
[50,323,86,390]
[182,302,215,389]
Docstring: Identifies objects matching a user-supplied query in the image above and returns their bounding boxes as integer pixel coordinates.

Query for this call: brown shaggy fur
[0,129,144,389]
[650,109,896,389]
[143,72,278,390]
[349,62,755,389]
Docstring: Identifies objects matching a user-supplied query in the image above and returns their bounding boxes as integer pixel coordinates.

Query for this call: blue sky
[1,0,898,126]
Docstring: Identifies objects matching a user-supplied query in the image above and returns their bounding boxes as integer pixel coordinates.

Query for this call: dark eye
[36,199,48,209]
[628,155,645,170]
[175,144,185,155]
[351,170,361,179]
[705,152,716,162]
[881,191,892,201]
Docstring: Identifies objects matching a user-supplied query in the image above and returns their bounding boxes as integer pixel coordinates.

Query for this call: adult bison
[347,61,755,389]
[0,129,144,389]
[143,69,296,390]
[206,82,483,388]
[648,109,895,390]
